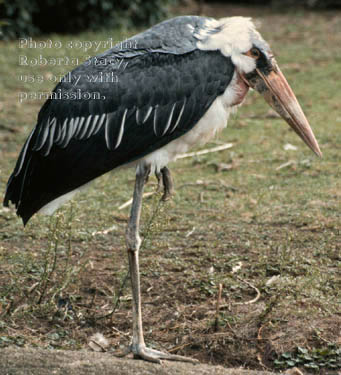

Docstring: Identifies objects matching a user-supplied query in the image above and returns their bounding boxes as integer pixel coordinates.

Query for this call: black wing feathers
[4,46,234,224]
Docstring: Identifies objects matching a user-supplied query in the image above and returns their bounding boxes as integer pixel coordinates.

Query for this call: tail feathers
[3,139,99,226]
[4,156,35,226]
[3,121,69,225]
[4,179,29,225]
[3,127,34,223]
[3,175,17,210]
[4,152,73,226]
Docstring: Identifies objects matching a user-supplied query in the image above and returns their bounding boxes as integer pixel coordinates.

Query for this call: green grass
[0,7,340,373]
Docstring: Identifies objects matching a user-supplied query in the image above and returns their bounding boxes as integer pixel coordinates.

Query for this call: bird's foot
[116,344,198,364]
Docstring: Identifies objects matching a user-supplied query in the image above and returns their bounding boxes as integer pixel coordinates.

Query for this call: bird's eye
[250,48,261,59]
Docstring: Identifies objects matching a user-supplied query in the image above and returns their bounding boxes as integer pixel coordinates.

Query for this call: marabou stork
[4,16,321,363]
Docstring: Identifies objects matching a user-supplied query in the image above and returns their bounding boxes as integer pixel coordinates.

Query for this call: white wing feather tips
[78,116,86,128]
[94,113,106,135]
[153,105,159,136]
[142,106,153,124]
[162,103,176,136]
[42,118,57,156]
[34,117,50,151]
[114,108,128,149]
[60,118,75,148]
[87,114,100,138]
[72,117,79,136]
[14,130,35,177]
[54,120,62,143]
[68,118,75,138]
[136,106,153,125]
[170,99,186,133]
[78,115,92,139]
[56,118,68,146]
[74,116,86,138]
[104,112,114,150]
[136,108,142,125]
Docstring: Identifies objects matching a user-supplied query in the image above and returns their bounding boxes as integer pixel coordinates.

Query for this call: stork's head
[195,16,322,157]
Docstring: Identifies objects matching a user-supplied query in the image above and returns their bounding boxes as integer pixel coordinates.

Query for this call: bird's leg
[125,163,197,364]
[160,166,173,201]
[126,164,150,355]
[155,170,162,193]
[155,167,174,201]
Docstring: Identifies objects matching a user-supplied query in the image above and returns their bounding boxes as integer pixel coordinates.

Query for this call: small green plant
[35,207,88,306]
[274,345,341,372]
[0,205,88,321]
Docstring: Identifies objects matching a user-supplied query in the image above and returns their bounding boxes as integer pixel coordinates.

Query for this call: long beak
[244,63,322,157]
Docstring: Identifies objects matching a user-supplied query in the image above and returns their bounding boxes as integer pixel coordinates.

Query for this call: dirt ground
[0,347,282,375]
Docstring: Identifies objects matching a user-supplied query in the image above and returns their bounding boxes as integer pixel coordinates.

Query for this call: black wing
[4,31,234,225]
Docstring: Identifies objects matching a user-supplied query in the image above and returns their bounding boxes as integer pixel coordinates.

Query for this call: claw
[115,343,198,364]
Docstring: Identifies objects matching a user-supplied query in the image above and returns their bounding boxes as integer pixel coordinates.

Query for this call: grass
[0,5,340,374]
